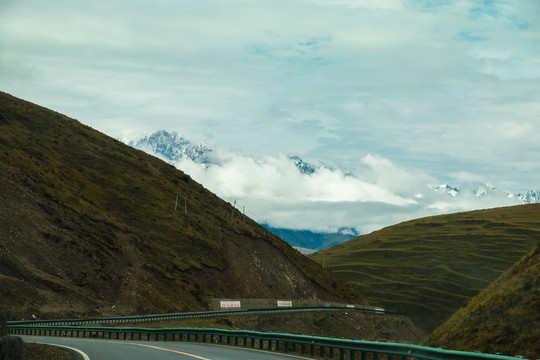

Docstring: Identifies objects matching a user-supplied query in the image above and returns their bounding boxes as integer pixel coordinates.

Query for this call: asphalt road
[21,335,312,360]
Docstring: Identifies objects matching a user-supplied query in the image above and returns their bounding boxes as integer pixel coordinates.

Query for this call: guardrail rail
[7,306,406,327]
[9,323,529,360]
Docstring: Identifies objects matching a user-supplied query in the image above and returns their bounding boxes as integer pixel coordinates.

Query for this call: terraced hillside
[427,243,540,359]
[0,91,363,320]
[309,204,540,332]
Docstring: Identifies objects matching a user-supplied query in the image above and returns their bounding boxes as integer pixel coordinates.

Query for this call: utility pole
[231,200,236,217]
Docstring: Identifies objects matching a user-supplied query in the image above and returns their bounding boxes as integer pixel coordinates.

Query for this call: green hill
[0,91,363,320]
[309,205,540,332]
[426,243,540,359]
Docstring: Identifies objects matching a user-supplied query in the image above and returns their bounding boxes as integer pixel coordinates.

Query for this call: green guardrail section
[7,306,408,327]
[8,324,528,360]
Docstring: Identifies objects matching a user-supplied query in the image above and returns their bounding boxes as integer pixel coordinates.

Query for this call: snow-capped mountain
[433,183,539,204]
[130,130,213,163]
[130,130,318,174]
[510,190,540,204]
[129,130,540,206]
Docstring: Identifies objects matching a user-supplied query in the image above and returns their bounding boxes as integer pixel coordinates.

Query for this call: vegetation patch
[309,205,540,332]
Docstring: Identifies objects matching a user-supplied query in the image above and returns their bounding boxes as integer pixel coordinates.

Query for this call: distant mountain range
[130,130,540,204]
[128,130,540,249]
[432,183,540,204]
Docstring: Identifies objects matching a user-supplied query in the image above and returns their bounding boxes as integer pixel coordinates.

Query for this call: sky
[2,0,540,236]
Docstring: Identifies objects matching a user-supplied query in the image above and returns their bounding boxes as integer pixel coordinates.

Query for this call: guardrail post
[329,346,335,359]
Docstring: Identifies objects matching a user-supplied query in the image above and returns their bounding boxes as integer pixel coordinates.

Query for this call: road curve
[21,335,312,360]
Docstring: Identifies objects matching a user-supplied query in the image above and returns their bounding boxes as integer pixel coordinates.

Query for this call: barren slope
[0,91,363,320]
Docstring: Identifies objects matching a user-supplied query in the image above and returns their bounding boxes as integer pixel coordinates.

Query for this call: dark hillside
[0,91,363,320]
[309,205,540,332]
[426,243,540,359]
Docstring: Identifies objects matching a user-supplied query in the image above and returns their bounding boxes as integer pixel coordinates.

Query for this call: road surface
[21,335,312,360]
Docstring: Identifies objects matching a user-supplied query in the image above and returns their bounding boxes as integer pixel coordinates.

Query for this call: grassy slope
[309,205,540,332]
[0,91,362,318]
[426,243,540,359]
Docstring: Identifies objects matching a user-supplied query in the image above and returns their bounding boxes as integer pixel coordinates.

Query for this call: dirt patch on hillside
[190,229,360,303]
[0,163,145,320]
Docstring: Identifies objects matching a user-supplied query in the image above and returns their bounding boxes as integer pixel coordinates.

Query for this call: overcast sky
[2,0,540,235]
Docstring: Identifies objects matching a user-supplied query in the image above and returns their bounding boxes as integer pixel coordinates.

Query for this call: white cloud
[450,171,486,183]
[169,148,522,234]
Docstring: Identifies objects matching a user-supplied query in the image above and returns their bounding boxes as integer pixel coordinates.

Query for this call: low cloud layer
[171,149,522,235]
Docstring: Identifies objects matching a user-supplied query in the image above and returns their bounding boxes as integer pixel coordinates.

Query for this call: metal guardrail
[9,324,527,360]
[7,306,407,327]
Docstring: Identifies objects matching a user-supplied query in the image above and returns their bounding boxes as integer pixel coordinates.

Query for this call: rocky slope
[0,91,363,321]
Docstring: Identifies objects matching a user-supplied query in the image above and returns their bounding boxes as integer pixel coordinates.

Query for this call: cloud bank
[170,149,522,235]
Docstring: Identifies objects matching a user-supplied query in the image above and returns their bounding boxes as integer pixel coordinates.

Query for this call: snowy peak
[432,184,459,197]
[131,131,319,175]
[129,130,540,206]
[288,155,317,175]
[512,190,540,204]
[471,183,497,198]
[131,130,212,163]
[432,183,539,204]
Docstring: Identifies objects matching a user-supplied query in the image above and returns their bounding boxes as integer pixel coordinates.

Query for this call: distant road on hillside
[22,336,310,360]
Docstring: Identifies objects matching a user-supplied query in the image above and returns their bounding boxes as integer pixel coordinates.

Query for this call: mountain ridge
[0,91,363,320]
